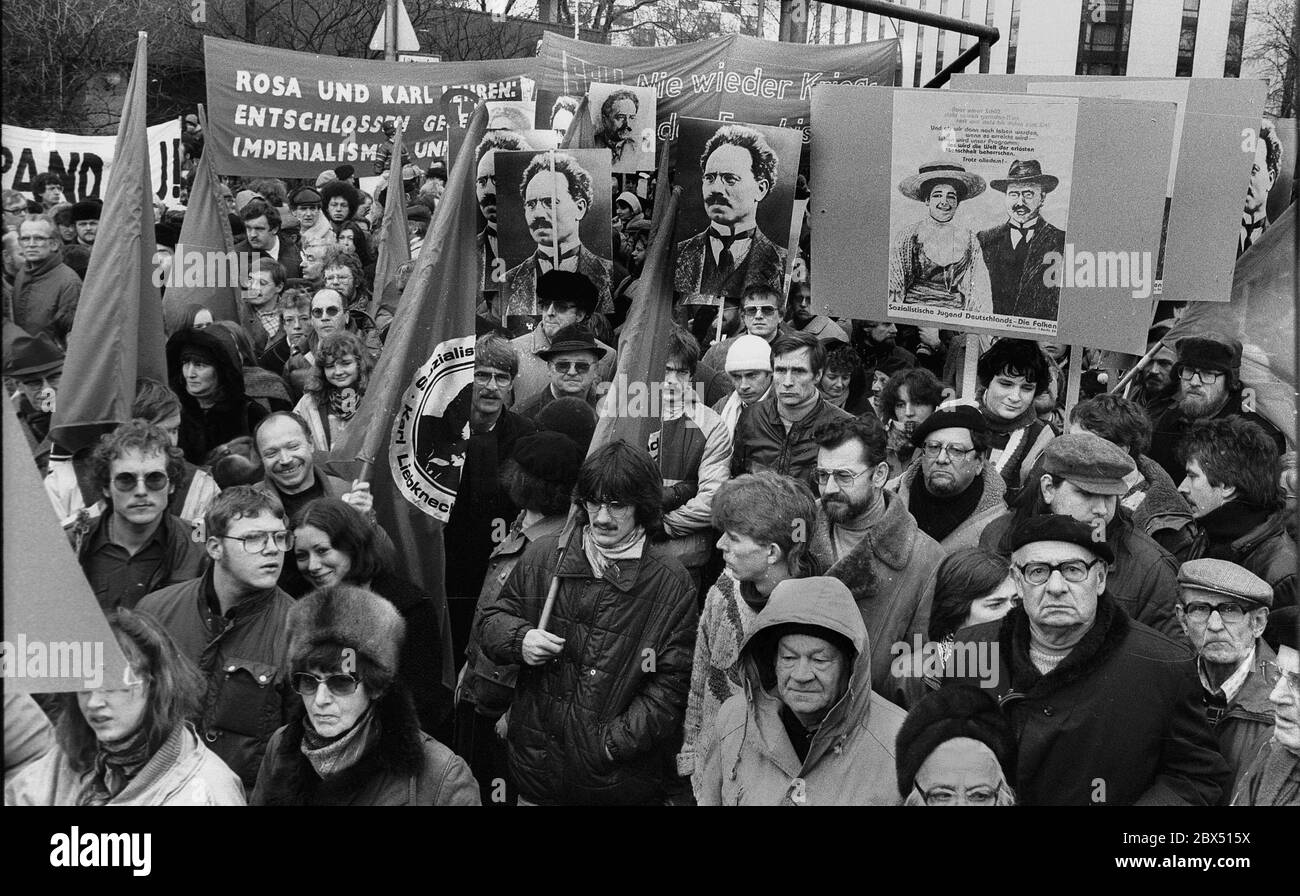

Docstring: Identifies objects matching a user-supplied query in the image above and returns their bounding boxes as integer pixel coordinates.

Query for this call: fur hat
[1175,335,1242,385]
[895,685,1017,798]
[287,585,406,690]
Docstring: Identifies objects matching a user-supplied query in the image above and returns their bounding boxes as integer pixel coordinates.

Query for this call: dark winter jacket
[731,394,852,494]
[136,571,299,790]
[166,325,268,464]
[1200,641,1278,804]
[249,684,479,806]
[1184,505,1297,611]
[946,597,1229,806]
[478,526,699,805]
[369,572,454,734]
[1149,391,1287,484]
[11,252,80,345]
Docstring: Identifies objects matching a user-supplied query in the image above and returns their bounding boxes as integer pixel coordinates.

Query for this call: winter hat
[288,584,407,691]
[910,403,988,448]
[70,198,102,223]
[314,170,339,188]
[615,191,642,215]
[512,431,584,485]
[2,323,65,379]
[536,396,598,456]
[724,334,773,373]
[1007,514,1114,564]
[233,190,262,213]
[1175,335,1242,383]
[1040,431,1139,496]
[894,685,1017,798]
[538,270,598,316]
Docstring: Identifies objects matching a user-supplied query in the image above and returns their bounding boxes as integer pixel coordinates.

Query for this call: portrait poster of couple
[886,92,1079,339]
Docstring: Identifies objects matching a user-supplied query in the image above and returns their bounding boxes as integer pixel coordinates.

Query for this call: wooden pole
[1063,346,1083,417]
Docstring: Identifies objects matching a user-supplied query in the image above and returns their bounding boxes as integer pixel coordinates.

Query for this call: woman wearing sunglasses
[250,584,478,806]
[5,608,246,806]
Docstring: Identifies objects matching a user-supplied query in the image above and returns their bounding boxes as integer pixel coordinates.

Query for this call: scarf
[78,724,157,806]
[909,472,985,543]
[300,704,380,779]
[1197,501,1274,559]
[328,386,360,423]
[981,402,1038,474]
[822,389,849,409]
[582,525,646,580]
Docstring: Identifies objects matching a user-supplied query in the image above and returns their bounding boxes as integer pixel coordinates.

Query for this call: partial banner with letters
[1,120,182,205]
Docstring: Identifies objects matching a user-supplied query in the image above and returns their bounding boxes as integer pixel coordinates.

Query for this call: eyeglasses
[290,672,361,697]
[920,441,979,461]
[311,306,342,318]
[1260,661,1300,693]
[112,471,170,492]
[911,781,1001,806]
[474,370,513,386]
[552,361,592,375]
[541,302,578,315]
[1180,601,1250,624]
[742,305,779,318]
[1179,368,1224,384]
[815,468,873,489]
[219,530,294,553]
[1013,559,1104,585]
[583,499,632,516]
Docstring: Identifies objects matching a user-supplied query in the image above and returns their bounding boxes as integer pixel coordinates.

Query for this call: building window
[914,0,927,86]
[1006,0,1022,74]
[1076,0,1130,76]
[1224,0,1249,77]
[980,0,996,73]
[1177,0,1201,77]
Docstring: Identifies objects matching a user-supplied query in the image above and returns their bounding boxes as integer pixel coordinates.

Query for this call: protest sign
[812,86,1176,355]
[1239,115,1295,256]
[203,36,532,178]
[1,120,182,204]
[588,83,656,173]
[952,75,1266,303]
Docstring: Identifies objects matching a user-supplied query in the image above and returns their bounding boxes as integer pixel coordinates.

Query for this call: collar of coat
[1221,640,1279,720]
[254,684,426,805]
[554,523,646,593]
[815,488,921,575]
[898,458,1006,519]
[994,594,1130,698]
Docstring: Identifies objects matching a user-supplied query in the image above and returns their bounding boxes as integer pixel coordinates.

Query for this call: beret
[911,403,988,448]
[1041,432,1138,496]
[1007,514,1114,564]
[1178,558,1272,608]
[894,685,1017,799]
[512,431,584,485]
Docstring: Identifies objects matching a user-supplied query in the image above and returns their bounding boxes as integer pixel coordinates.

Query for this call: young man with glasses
[807,414,945,704]
[138,486,301,790]
[478,441,698,805]
[509,271,616,406]
[701,284,792,374]
[75,421,206,612]
[892,403,1006,551]
[514,323,605,422]
[1149,335,1285,482]
[1175,558,1279,801]
[946,514,1229,805]
[12,216,80,346]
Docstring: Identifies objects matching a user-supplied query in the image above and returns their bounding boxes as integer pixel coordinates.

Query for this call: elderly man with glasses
[1176,558,1280,801]
[11,215,81,346]
[138,486,302,791]
[946,514,1229,805]
[513,323,605,422]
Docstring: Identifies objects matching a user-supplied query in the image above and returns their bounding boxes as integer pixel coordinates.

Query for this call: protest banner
[1,120,182,205]
[203,36,533,178]
[812,86,1176,356]
[952,75,1266,304]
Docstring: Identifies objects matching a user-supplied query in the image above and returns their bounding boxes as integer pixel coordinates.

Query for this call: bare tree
[1245,0,1297,117]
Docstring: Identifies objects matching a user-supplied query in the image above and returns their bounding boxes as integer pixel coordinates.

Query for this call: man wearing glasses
[509,271,616,407]
[808,414,945,705]
[11,216,80,346]
[138,486,301,790]
[1149,335,1285,482]
[514,323,605,422]
[893,403,1006,550]
[1175,558,1278,801]
[75,421,206,612]
[701,285,790,375]
[946,514,1229,805]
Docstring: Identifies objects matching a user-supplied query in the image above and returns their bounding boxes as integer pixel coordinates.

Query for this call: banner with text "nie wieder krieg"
[203,36,532,178]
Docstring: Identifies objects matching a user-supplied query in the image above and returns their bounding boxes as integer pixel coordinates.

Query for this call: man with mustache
[595,89,640,167]
[807,414,945,704]
[475,131,532,322]
[1239,118,1282,256]
[1148,335,1286,483]
[976,159,1066,321]
[675,124,787,302]
[1135,322,1180,414]
[502,152,615,333]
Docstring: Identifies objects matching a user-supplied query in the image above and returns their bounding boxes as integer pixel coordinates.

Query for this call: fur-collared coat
[892,458,1007,551]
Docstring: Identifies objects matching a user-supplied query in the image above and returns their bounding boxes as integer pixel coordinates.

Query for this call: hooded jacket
[697,580,906,805]
[893,458,1007,551]
[166,325,268,464]
[11,250,80,346]
[947,597,1229,806]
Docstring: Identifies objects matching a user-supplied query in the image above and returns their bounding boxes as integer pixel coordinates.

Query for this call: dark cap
[1041,432,1138,496]
[289,186,323,207]
[536,397,598,455]
[70,199,102,222]
[1178,558,1273,609]
[2,324,65,378]
[894,685,1017,798]
[911,404,988,448]
[1175,335,1241,377]
[537,324,605,361]
[405,204,431,223]
[512,431,584,485]
[537,270,598,316]
[1007,514,1114,563]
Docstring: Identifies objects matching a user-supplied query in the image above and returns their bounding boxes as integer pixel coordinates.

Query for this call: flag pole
[1110,339,1166,395]
[548,149,561,269]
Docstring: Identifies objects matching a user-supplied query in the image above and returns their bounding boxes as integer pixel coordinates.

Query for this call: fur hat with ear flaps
[287,585,406,690]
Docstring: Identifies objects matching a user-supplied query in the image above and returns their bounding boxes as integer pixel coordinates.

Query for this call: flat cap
[1178,558,1272,608]
[405,204,431,223]
[911,403,988,448]
[288,185,322,206]
[1008,514,1114,564]
[1041,432,1138,496]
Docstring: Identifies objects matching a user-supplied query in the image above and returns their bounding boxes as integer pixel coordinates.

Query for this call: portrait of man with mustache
[595,88,641,168]
[674,123,787,302]
[976,159,1067,322]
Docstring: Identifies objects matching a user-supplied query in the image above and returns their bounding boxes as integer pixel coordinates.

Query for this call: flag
[327,102,489,696]
[370,121,410,319]
[163,104,240,329]
[4,399,132,693]
[48,31,166,455]
[1166,204,1296,446]
[560,95,595,151]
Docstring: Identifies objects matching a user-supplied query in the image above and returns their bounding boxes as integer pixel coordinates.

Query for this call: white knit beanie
[726,334,773,373]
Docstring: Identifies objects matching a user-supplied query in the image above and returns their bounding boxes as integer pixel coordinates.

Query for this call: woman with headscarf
[888,161,993,314]
[5,608,246,806]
